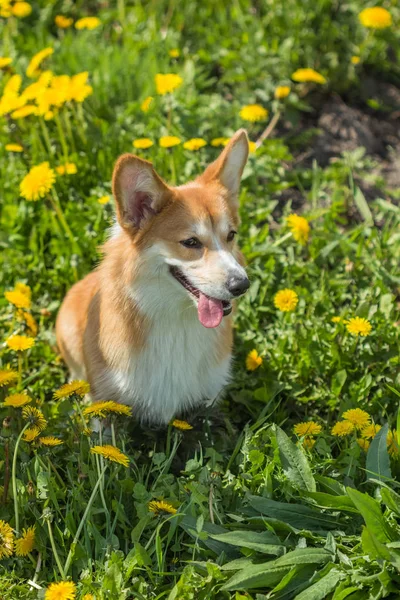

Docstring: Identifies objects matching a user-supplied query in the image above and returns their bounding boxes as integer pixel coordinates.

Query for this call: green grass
[1,1,400,598]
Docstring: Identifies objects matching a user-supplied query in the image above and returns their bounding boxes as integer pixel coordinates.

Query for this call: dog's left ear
[199,129,249,207]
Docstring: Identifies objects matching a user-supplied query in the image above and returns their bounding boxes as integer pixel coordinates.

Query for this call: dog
[56,129,250,424]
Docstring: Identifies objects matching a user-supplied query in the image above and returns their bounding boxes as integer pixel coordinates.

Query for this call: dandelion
[5,143,23,152]
[0,57,12,68]
[90,445,129,467]
[83,400,132,418]
[172,419,193,430]
[23,427,41,442]
[331,421,355,436]
[274,289,298,312]
[346,317,372,337]
[26,48,54,78]
[67,72,93,103]
[292,68,326,84]
[343,408,370,429]
[211,137,229,147]
[11,2,31,18]
[4,74,22,95]
[53,380,90,400]
[148,500,177,515]
[155,73,183,95]
[20,162,56,201]
[98,195,110,205]
[3,393,32,408]
[15,526,35,556]
[22,406,47,432]
[44,581,76,600]
[56,163,77,176]
[360,423,381,440]
[287,214,310,244]
[183,138,207,151]
[0,369,18,387]
[274,85,291,99]
[75,17,101,30]
[248,141,257,154]
[331,316,342,323]
[159,136,181,148]
[82,595,94,600]
[11,105,38,119]
[294,421,322,437]
[20,311,38,336]
[387,431,399,457]
[0,520,14,559]
[39,436,63,446]
[15,283,31,299]
[239,104,268,122]
[351,56,361,65]
[140,96,153,112]
[359,7,392,29]
[133,138,154,149]
[6,334,35,352]
[303,438,316,450]
[357,438,370,451]
[55,15,73,28]
[5,289,31,309]
[169,49,180,58]
[246,349,263,371]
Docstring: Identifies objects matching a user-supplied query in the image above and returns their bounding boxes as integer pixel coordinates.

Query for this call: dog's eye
[227,230,237,242]
[180,237,203,249]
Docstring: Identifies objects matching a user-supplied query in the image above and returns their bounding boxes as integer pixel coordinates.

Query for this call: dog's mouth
[169,266,232,328]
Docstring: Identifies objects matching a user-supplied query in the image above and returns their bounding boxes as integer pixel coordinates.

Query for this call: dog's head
[112,129,250,328]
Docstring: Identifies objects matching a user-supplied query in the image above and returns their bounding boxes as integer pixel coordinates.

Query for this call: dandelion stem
[55,112,69,164]
[18,351,23,387]
[49,190,80,257]
[64,466,106,575]
[12,423,30,535]
[47,518,66,578]
[255,111,281,148]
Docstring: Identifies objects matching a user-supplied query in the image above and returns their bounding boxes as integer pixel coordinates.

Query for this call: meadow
[1,1,400,598]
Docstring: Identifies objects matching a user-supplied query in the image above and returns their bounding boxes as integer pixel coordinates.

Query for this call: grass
[1,0,400,598]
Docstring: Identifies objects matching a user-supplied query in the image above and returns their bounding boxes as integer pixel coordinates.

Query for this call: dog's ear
[112,154,172,231]
[199,129,249,207]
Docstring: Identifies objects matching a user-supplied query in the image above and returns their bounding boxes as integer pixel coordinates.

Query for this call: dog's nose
[226,275,250,297]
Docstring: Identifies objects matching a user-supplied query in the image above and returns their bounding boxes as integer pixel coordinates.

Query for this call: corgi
[56,129,250,424]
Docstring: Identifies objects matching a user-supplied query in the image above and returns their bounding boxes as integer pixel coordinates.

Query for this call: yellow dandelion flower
[90,445,129,467]
[343,408,371,429]
[56,163,77,175]
[331,316,342,323]
[148,500,177,515]
[75,17,101,30]
[274,85,291,100]
[359,7,392,29]
[287,214,310,244]
[22,406,47,432]
[169,49,180,58]
[55,15,73,28]
[5,143,23,152]
[211,137,229,147]
[4,74,22,95]
[3,393,32,408]
[20,162,56,202]
[11,105,37,119]
[140,96,153,112]
[45,581,76,600]
[0,57,12,68]
[293,421,322,437]
[23,427,41,442]
[15,526,35,556]
[6,334,35,352]
[20,311,38,337]
[239,104,268,122]
[5,289,31,309]
[351,56,361,65]
[98,195,110,205]
[292,68,326,84]
[0,369,18,387]
[360,423,381,440]
[82,427,92,437]
[183,138,207,151]
[248,141,257,154]
[15,283,31,299]
[387,430,399,457]
[26,48,54,79]
[155,73,183,95]
[0,520,14,559]
[302,437,316,450]
[331,421,355,436]
[346,317,372,337]
[67,72,93,103]
[273,289,298,312]
[246,349,263,371]
[159,136,181,148]
[83,400,132,418]
[39,436,63,446]
[357,438,370,451]
[82,595,94,600]
[133,138,154,149]
[53,380,90,400]
[171,419,193,430]
[11,2,31,18]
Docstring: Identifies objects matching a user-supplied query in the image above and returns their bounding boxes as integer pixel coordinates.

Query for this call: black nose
[226,275,250,297]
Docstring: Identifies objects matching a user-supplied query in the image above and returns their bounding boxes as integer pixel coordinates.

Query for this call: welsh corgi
[56,129,250,424]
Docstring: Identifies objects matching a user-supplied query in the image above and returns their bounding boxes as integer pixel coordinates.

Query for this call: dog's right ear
[112,154,172,231]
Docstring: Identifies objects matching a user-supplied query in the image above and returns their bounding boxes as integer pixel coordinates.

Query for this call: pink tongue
[197,293,224,328]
